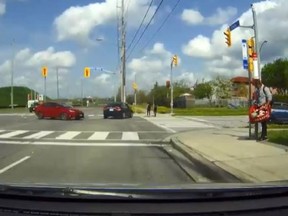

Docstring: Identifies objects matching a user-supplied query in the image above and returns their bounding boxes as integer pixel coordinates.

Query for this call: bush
[273,94,288,103]
[157,106,169,114]
[131,106,145,114]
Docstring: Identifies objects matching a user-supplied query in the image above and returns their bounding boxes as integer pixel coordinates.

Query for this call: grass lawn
[174,107,247,116]
[268,130,288,146]
[268,124,288,129]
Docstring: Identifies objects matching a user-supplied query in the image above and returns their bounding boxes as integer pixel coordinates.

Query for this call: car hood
[69,108,82,112]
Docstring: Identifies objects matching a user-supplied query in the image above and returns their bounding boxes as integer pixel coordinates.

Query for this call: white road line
[122,132,139,140]
[88,132,109,140]
[0,140,164,147]
[23,131,54,139]
[0,130,28,138]
[56,131,81,140]
[0,130,5,133]
[0,156,30,174]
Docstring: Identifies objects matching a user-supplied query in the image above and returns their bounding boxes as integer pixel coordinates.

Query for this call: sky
[0,0,287,99]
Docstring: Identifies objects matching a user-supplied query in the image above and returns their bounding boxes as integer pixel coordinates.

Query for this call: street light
[10,39,15,109]
[259,40,268,79]
[259,40,268,55]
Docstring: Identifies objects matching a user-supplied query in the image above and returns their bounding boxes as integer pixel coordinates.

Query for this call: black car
[103,102,133,119]
[269,102,288,124]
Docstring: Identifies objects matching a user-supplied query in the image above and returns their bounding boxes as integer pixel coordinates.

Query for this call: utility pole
[56,67,59,100]
[120,0,126,103]
[251,4,261,80]
[10,39,15,109]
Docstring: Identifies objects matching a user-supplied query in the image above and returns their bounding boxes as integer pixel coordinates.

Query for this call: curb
[170,137,256,183]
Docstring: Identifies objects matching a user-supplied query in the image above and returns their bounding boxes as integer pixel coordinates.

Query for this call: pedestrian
[146,103,151,117]
[153,104,157,117]
[252,79,273,141]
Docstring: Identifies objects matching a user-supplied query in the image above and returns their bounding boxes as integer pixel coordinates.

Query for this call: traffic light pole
[44,77,47,102]
[239,4,260,140]
[170,64,174,115]
[56,67,59,100]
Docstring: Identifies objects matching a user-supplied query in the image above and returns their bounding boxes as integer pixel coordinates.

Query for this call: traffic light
[166,80,170,88]
[247,37,255,72]
[42,66,48,77]
[172,55,178,66]
[224,28,231,47]
[84,67,90,78]
[132,82,138,91]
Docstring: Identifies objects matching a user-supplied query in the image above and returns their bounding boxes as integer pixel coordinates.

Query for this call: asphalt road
[0,107,171,141]
[0,107,238,186]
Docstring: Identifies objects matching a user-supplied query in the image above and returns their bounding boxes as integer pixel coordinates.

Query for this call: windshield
[0,0,288,192]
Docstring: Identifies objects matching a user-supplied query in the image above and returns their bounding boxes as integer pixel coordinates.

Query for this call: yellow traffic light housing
[247,38,255,72]
[84,67,90,78]
[172,55,178,66]
[42,66,48,77]
[224,28,231,47]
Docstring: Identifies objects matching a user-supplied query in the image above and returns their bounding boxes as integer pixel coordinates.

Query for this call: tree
[262,58,288,94]
[193,82,213,100]
[211,75,232,99]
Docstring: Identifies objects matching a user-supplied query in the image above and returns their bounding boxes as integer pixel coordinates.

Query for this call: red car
[34,102,84,120]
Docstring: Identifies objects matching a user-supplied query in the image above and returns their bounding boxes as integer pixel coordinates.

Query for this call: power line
[127,0,164,60]
[126,0,154,52]
[139,0,181,53]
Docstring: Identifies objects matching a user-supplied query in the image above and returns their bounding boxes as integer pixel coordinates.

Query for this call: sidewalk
[171,128,288,183]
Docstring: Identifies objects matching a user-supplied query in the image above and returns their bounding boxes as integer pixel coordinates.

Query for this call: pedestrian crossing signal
[84,67,90,78]
[42,66,48,77]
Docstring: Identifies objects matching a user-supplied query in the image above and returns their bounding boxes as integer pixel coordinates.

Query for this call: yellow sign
[42,66,48,77]
[132,82,138,90]
[84,67,90,78]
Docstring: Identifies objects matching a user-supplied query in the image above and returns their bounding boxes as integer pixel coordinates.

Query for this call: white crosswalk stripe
[121,132,139,140]
[88,132,109,140]
[56,131,81,140]
[0,130,167,141]
[23,131,54,139]
[0,130,28,138]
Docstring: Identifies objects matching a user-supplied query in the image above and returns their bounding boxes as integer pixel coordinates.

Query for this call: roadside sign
[229,20,240,31]
[252,52,259,79]
[241,39,248,69]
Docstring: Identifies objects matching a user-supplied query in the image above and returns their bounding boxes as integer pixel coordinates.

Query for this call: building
[230,76,250,98]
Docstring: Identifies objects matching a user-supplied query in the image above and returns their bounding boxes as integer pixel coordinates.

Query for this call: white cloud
[181,7,237,26]
[0,47,76,98]
[182,35,213,58]
[207,7,237,25]
[127,42,194,93]
[0,0,5,15]
[182,0,288,79]
[181,9,204,25]
[54,0,157,44]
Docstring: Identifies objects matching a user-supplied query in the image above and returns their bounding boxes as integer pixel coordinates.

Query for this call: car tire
[60,113,68,120]
[104,115,107,119]
[130,112,133,118]
[36,112,43,119]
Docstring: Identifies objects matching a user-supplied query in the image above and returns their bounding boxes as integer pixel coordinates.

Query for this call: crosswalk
[0,130,169,141]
